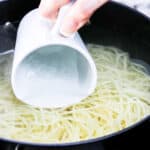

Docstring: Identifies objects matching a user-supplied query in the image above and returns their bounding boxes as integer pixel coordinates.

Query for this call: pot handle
[14,144,20,150]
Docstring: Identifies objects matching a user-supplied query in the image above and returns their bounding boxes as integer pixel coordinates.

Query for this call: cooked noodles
[0,44,149,143]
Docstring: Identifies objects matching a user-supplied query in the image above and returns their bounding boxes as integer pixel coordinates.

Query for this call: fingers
[39,0,109,36]
[60,0,109,36]
[39,0,70,20]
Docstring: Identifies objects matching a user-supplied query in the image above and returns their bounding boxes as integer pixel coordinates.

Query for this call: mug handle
[51,1,75,37]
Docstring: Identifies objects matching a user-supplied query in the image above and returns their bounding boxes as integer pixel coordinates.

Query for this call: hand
[39,0,109,36]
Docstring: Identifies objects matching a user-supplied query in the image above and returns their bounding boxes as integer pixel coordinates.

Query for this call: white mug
[11,4,97,108]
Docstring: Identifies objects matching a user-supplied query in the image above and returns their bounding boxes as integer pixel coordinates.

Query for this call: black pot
[0,0,150,150]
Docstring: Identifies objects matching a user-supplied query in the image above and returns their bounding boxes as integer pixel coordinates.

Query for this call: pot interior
[0,0,150,147]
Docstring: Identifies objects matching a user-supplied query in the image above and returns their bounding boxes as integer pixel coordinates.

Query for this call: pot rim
[0,1,149,147]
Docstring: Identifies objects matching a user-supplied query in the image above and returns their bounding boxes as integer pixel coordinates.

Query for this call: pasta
[0,44,149,143]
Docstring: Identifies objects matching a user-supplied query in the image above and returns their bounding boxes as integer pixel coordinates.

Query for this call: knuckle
[78,8,92,21]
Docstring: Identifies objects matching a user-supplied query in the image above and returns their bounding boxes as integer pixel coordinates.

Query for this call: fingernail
[60,20,78,37]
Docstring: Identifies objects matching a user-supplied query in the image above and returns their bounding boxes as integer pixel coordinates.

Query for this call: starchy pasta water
[0,44,150,143]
